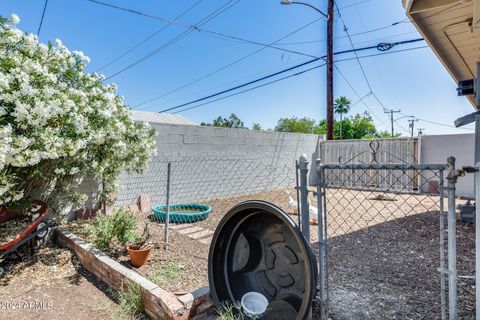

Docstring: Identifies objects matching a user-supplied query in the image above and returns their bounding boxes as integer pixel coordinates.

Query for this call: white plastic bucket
[241,292,269,319]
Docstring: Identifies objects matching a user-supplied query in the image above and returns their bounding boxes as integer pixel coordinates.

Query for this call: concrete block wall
[114,123,323,206]
[80,129,477,209]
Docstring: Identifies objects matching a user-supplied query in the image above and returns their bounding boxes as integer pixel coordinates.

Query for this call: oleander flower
[0,15,157,213]
[10,14,19,24]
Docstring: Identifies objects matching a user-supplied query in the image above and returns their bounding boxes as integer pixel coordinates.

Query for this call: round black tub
[208,200,317,320]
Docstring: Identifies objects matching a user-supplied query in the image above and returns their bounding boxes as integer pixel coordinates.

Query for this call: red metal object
[0,200,48,252]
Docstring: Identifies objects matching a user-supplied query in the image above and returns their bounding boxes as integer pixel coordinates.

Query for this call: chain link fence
[110,151,475,316]
[310,160,475,320]
[110,154,303,293]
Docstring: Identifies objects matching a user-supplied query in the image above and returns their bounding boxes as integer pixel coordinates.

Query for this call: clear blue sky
[0,0,475,135]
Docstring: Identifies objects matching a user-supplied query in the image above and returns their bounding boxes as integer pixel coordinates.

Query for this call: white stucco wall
[419,133,475,198]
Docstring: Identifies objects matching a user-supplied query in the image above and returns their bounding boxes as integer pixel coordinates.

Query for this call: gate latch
[461,166,480,174]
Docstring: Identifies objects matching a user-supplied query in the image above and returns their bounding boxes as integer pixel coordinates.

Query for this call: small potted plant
[127,224,153,267]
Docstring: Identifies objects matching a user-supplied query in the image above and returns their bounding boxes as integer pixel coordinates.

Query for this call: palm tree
[334,96,351,139]
[251,123,262,131]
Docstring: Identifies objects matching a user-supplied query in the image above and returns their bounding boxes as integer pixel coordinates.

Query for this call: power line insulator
[376,43,394,51]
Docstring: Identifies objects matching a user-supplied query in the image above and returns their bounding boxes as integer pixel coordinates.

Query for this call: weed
[217,303,243,320]
[147,260,183,285]
[110,282,144,320]
[85,209,139,250]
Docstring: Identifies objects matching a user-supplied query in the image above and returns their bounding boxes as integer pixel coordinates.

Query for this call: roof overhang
[403,0,480,109]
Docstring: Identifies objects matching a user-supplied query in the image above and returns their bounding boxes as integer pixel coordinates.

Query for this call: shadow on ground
[311,211,475,320]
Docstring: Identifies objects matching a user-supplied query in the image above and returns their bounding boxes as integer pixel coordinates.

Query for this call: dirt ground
[65,188,299,294]
[0,243,125,320]
[311,188,475,320]
[64,187,475,319]
[144,188,301,293]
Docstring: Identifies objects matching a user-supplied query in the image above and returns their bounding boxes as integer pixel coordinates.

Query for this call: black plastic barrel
[208,200,318,320]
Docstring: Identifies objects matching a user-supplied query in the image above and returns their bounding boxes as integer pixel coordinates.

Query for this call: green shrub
[0,15,157,214]
[85,209,139,250]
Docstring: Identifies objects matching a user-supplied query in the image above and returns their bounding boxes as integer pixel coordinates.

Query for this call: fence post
[163,162,171,250]
[298,154,310,241]
[316,159,328,320]
[295,160,302,228]
[446,156,457,320]
[439,169,447,320]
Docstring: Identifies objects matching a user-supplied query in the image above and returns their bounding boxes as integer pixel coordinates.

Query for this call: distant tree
[369,130,399,138]
[201,113,245,128]
[251,123,262,131]
[318,112,388,139]
[275,117,319,134]
[275,112,398,139]
[334,96,351,140]
[349,112,377,138]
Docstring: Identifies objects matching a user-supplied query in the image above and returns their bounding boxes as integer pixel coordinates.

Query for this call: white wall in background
[420,133,475,198]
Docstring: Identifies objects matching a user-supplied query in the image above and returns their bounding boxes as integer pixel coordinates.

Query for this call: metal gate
[296,149,464,319]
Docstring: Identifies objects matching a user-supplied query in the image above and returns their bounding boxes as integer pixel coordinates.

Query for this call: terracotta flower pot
[127,244,152,267]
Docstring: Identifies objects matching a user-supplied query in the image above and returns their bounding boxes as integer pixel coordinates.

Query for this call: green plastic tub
[152,204,212,223]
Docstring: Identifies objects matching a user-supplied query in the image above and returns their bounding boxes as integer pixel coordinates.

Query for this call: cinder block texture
[113,124,323,207]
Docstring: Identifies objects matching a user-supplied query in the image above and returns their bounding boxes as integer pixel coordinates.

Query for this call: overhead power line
[173,63,326,114]
[398,112,474,131]
[169,45,427,114]
[90,0,242,80]
[88,0,323,80]
[333,64,385,124]
[276,20,409,45]
[37,0,49,36]
[337,0,372,10]
[335,2,387,110]
[148,51,319,109]
[96,0,205,72]
[135,17,323,108]
[154,45,427,112]
[157,38,424,113]
[155,44,427,110]
[332,45,428,61]
[159,57,320,113]
[349,92,373,109]
[394,120,412,135]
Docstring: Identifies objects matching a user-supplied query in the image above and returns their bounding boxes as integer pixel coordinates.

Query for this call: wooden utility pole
[384,109,401,137]
[408,118,418,137]
[326,0,334,140]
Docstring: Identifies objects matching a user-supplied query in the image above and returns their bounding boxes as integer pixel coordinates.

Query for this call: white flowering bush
[0,15,157,214]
